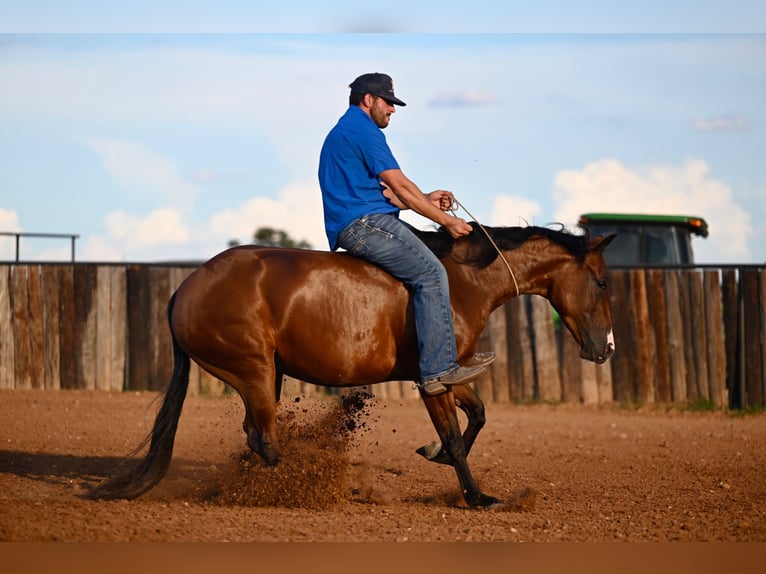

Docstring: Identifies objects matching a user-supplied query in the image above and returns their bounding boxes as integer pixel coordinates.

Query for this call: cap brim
[381,95,406,106]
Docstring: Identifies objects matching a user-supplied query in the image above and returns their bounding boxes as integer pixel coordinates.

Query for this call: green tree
[228,227,312,249]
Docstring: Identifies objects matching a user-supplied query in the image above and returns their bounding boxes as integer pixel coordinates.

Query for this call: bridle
[448,197,520,297]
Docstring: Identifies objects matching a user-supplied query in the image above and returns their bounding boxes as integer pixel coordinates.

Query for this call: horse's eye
[596,279,607,290]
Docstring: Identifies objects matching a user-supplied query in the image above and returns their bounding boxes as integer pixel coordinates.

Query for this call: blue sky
[1,2,765,263]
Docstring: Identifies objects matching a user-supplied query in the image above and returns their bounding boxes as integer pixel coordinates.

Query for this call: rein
[449,197,520,297]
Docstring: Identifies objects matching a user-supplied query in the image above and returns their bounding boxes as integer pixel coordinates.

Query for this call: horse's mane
[414,222,593,268]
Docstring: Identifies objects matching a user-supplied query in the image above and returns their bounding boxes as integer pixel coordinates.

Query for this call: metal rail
[0,232,79,263]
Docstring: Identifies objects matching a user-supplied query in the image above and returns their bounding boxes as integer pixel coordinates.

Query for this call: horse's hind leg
[420,391,501,509]
[417,384,486,466]
[238,368,282,465]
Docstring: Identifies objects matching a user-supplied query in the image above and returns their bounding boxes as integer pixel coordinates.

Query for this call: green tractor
[578,213,709,266]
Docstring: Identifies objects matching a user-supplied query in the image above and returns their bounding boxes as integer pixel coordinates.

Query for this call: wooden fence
[1,263,764,408]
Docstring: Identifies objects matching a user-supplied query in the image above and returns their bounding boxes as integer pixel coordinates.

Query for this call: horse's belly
[276,329,408,386]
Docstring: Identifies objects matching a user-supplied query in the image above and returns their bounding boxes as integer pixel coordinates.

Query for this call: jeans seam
[340,213,458,380]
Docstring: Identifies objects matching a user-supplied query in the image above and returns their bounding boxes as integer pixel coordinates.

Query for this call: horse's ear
[592,233,617,253]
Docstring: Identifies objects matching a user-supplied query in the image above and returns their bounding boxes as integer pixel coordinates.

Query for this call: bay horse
[88,223,616,509]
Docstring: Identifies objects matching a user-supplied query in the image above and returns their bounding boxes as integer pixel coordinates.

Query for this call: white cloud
[489,195,542,227]
[429,90,502,107]
[72,138,201,260]
[104,208,189,249]
[692,116,750,132]
[552,158,752,263]
[81,236,124,261]
[0,208,21,231]
[80,137,199,205]
[209,180,326,250]
[81,208,191,261]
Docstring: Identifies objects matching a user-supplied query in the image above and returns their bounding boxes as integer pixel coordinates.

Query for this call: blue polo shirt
[319,106,401,250]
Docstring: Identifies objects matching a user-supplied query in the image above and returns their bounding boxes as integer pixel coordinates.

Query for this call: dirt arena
[1,388,765,543]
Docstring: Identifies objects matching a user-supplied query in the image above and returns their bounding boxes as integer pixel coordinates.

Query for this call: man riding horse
[318,72,495,397]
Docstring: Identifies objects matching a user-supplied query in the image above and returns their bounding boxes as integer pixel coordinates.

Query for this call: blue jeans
[337,212,458,381]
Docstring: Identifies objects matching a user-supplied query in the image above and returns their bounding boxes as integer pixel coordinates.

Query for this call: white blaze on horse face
[607,328,615,352]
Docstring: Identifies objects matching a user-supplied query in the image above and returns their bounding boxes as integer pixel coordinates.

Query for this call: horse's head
[417,223,617,364]
[549,234,617,363]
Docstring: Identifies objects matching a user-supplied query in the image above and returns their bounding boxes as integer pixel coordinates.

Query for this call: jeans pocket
[338,226,370,258]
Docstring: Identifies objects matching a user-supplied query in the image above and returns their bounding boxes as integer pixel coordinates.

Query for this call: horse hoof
[416,441,442,460]
[483,498,504,510]
[470,494,504,510]
[416,442,453,466]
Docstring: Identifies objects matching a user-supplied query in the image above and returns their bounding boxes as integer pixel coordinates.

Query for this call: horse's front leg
[419,390,501,509]
[416,384,485,466]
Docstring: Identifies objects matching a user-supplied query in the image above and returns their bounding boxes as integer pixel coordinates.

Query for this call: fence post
[609,270,633,402]
[704,270,727,407]
[665,269,687,403]
[530,295,561,402]
[647,269,671,402]
[721,269,739,408]
[742,269,764,407]
[0,266,16,389]
[630,270,654,403]
[688,270,710,401]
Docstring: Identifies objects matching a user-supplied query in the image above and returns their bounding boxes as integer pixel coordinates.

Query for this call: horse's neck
[502,238,568,298]
[451,237,565,308]
[445,237,569,352]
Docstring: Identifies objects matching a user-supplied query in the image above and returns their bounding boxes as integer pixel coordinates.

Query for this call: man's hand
[428,190,471,238]
[443,216,473,238]
[427,190,455,211]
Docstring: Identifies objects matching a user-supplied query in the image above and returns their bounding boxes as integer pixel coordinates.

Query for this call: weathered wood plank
[742,269,763,407]
[0,266,15,389]
[596,361,614,404]
[629,270,654,403]
[505,296,534,401]
[664,270,687,403]
[126,265,151,391]
[579,360,598,405]
[96,266,112,392]
[704,270,727,407]
[27,266,45,389]
[608,270,633,402]
[110,266,127,392]
[647,269,671,402]
[761,270,766,409]
[487,307,510,403]
[474,317,494,401]
[679,270,697,402]
[560,325,583,403]
[74,265,98,390]
[148,267,172,391]
[41,266,61,390]
[688,270,709,402]
[530,295,560,402]
[720,269,739,409]
[58,266,77,389]
[11,266,32,390]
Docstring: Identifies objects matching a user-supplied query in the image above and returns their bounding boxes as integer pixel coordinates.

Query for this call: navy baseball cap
[349,73,406,106]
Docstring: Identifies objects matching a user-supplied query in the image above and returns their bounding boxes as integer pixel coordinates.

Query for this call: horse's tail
[85,292,190,500]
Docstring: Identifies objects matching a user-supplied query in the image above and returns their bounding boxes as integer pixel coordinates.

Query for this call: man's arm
[379,168,473,238]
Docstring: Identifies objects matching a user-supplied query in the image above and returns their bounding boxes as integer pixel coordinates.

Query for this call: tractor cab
[578,213,709,266]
